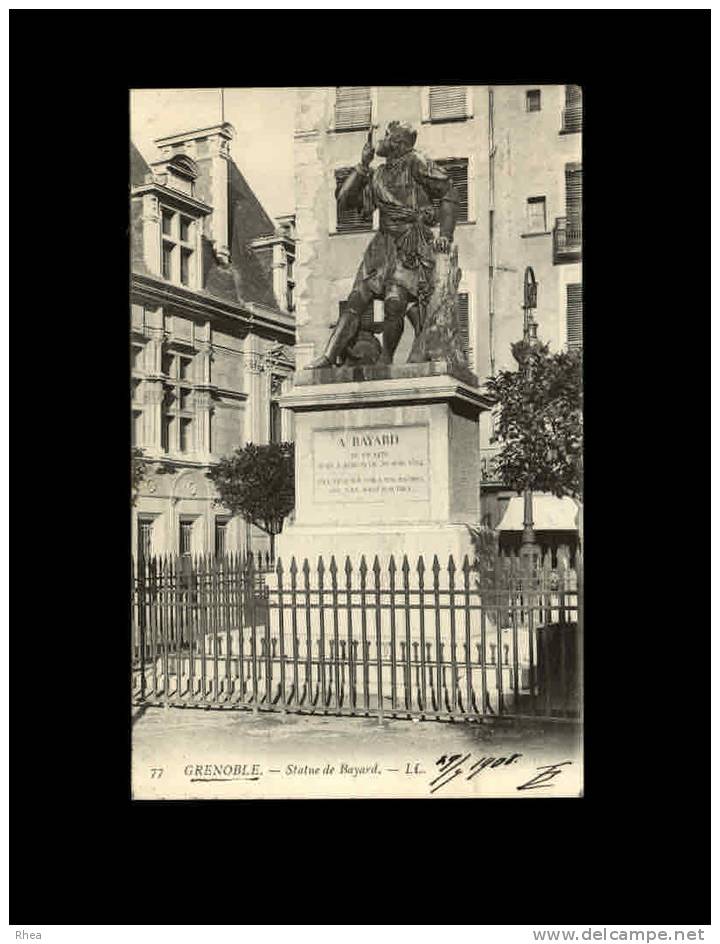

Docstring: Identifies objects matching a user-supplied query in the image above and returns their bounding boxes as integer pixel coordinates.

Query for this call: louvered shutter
[563,85,582,132]
[456,293,470,359]
[429,86,467,121]
[335,167,372,233]
[566,283,583,351]
[565,164,582,240]
[565,84,582,107]
[334,87,372,131]
[433,158,469,223]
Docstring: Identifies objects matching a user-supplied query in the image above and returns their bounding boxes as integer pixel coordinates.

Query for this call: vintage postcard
[130,85,583,799]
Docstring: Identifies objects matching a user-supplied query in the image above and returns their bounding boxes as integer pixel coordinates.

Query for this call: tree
[207,442,295,560]
[485,344,583,500]
[131,447,147,506]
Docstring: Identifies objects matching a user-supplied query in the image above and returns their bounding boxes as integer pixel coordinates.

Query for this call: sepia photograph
[129,85,584,800]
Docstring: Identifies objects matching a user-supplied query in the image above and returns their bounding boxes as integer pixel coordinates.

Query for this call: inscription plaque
[313,425,429,503]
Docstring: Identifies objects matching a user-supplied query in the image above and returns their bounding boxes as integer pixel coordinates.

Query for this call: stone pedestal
[276,361,492,570]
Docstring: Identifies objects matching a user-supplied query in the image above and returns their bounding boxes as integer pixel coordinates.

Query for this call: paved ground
[132,705,583,799]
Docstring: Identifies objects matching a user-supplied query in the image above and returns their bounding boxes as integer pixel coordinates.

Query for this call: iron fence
[132,552,582,724]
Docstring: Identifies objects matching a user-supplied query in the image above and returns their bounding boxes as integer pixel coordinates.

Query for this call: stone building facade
[293,85,582,529]
[131,122,296,562]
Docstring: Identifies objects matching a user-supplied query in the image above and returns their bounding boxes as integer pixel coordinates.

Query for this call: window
[179,356,192,381]
[138,518,154,561]
[162,414,175,452]
[270,400,282,444]
[334,86,372,131]
[162,242,173,280]
[179,417,193,453]
[131,378,142,402]
[526,89,541,112]
[180,248,192,286]
[335,167,373,233]
[432,158,469,223]
[131,344,144,371]
[428,86,468,122]
[179,520,194,557]
[526,196,547,233]
[286,252,295,311]
[162,351,196,454]
[563,85,583,133]
[456,293,471,362]
[215,520,228,558]
[160,208,196,285]
[566,283,583,351]
[132,410,143,446]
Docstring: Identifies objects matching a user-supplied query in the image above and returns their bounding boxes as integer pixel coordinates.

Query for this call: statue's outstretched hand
[361,140,375,167]
[434,236,452,254]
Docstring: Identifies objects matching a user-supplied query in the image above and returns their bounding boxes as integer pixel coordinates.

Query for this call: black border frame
[10,9,710,925]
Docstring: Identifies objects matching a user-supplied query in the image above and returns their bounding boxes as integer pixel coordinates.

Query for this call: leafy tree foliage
[207,442,295,558]
[131,447,147,506]
[485,344,582,499]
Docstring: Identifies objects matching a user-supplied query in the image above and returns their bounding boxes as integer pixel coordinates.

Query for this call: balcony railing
[553,217,582,264]
[561,104,582,134]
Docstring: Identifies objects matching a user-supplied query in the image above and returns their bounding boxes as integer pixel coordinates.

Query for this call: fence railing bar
[131,553,582,725]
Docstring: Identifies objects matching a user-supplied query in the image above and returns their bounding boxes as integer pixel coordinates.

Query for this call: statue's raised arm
[308,121,464,371]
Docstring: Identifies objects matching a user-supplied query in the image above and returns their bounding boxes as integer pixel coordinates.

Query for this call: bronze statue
[308,121,461,369]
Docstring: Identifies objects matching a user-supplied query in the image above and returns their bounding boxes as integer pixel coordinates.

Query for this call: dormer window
[160,209,196,286]
[162,154,198,196]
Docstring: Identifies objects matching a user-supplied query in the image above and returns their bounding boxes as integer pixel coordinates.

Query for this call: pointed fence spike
[302,557,311,576]
[317,555,325,575]
[432,554,441,575]
[462,554,471,574]
[447,554,456,574]
[344,556,353,575]
[388,554,397,574]
[289,556,298,575]
[275,556,284,577]
[401,554,410,574]
[329,555,338,575]
[372,555,381,575]
[359,555,368,576]
[417,555,425,574]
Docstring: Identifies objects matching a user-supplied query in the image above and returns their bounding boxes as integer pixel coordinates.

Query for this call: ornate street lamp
[517,266,540,575]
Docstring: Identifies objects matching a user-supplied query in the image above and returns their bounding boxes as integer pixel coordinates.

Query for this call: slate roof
[130,140,285,313]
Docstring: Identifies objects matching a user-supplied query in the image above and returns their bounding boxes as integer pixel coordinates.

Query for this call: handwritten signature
[431,752,572,794]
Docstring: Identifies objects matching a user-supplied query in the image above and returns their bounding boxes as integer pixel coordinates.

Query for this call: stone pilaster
[194,389,213,458]
[144,380,165,454]
[294,88,332,361]
[141,192,161,276]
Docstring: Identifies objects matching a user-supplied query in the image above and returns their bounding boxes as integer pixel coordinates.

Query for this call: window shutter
[565,164,582,236]
[456,292,470,358]
[566,283,583,351]
[565,84,582,107]
[429,86,467,121]
[335,167,373,233]
[563,85,583,132]
[334,87,372,131]
[433,158,469,223]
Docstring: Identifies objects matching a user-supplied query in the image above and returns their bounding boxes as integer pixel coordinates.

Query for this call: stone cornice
[280,372,493,414]
[131,182,213,216]
[131,273,296,345]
